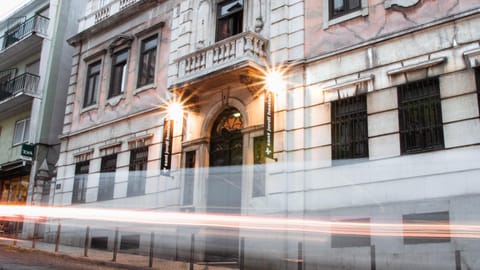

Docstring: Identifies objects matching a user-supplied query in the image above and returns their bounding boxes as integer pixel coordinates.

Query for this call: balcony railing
[174,32,268,84]
[81,0,142,30]
[1,15,49,50]
[0,73,40,101]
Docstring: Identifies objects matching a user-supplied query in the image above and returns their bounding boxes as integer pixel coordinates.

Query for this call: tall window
[330,0,361,19]
[331,218,371,248]
[84,61,101,108]
[398,77,444,154]
[13,118,30,145]
[98,154,116,201]
[403,211,450,244]
[72,161,89,204]
[109,49,128,98]
[252,136,266,197]
[127,146,148,197]
[137,35,157,88]
[216,0,243,41]
[475,68,480,114]
[182,151,196,205]
[331,95,368,160]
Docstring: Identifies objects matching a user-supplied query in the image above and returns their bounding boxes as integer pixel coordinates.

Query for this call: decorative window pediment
[323,75,374,102]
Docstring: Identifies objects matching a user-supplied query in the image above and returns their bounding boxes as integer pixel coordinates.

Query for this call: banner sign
[264,91,275,159]
[161,118,174,175]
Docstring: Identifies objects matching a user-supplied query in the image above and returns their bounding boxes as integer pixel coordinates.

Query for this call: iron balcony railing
[1,15,49,50]
[0,73,40,101]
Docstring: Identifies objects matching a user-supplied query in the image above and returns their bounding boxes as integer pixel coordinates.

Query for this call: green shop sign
[21,143,34,158]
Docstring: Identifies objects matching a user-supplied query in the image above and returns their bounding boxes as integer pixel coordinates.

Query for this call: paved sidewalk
[0,237,237,270]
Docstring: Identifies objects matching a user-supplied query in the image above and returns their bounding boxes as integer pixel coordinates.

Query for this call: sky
[0,0,31,21]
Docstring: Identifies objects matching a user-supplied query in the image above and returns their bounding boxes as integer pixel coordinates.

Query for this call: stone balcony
[170,31,269,90]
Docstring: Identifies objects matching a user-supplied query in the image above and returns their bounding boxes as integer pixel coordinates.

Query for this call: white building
[52,0,480,269]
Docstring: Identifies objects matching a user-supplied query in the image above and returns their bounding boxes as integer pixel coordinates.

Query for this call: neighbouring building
[0,0,86,235]
[51,0,480,269]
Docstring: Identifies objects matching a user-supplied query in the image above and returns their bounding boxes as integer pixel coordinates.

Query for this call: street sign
[264,91,274,159]
[160,118,174,175]
[21,143,34,158]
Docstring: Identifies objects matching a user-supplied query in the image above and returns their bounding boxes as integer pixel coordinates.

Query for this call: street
[0,245,133,270]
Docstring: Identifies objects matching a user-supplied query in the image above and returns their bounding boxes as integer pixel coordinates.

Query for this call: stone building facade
[52,0,480,269]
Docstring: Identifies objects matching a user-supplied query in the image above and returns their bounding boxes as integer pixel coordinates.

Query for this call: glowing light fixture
[265,70,286,93]
[167,101,184,121]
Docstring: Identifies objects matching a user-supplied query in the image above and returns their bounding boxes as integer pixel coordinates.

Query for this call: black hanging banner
[161,118,174,175]
[264,91,275,159]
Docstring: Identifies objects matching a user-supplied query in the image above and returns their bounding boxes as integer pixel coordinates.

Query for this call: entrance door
[206,107,243,262]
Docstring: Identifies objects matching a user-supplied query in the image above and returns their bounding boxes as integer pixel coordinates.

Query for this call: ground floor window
[72,161,89,204]
[127,147,148,197]
[403,211,450,244]
[98,154,117,201]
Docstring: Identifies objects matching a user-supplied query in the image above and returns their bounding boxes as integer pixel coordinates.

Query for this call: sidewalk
[0,237,238,270]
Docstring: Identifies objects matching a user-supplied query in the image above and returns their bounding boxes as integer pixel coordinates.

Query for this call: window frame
[397,77,444,154]
[12,118,30,146]
[97,153,117,201]
[331,94,369,161]
[329,0,362,19]
[323,0,368,29]
[83,60,102,108]
[137,34,158,88]
[252,136,266,198]
[108,48,129,98]
[72,160,90,204]
[182,150,196,206]
[215,0,244,42]
[127,146,148,197]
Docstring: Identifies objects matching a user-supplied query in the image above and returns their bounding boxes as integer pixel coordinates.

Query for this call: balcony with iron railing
[0,15,49,69]
[170,31,269,89]
[0,73,40,113]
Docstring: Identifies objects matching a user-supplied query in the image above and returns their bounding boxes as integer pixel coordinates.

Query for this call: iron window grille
[84,61,101,108]
[182,151,196,205]
[331,95,369,160]
[403,211,450,244]
[252,136,266,197]
[72,161,89,204]
[216,0,244,42]
[137,35,157,88]
[398,77,444,154]
[98,154,117,201]
[109,49,128,98]
[127,146,148,197]
[329,0,361,19]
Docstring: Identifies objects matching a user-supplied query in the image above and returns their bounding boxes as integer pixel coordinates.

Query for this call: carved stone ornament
[384,0,420,9]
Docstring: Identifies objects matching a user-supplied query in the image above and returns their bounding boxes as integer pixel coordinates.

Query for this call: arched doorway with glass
[205,106,244,262]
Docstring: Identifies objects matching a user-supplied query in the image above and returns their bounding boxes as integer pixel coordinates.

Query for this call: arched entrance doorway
[205,107,243,262]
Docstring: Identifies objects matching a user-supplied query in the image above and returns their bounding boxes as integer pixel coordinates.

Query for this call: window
[475,68,480,114]
[13,118,30,145]
[398,77,444,154]
[182,151,196,205]
[330,0,361,19]
[403,211,450,244]
[216,0,243,41]
[137,35,157,88]
[331,218,371,248]
[127,146,148,197]
[331,95,368,160]
[72,161,89,204]
[109,49,128,98]
[252,136,266,197]
[84,61,101,108]
[98,154,116,201]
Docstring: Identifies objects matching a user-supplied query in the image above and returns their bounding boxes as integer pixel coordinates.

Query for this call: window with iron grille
[98,154,116,201]
[403,211,450,244]
[331,95,369,160]
[84,61,101,108]
[183,151,196,205]
[398,77,444,154]
[331,218,371,248]
[109,49,128,98]
[72,161,89,204]
[216,0,243,42]
[127,147,148,197]
[252,136,266,197]
[137,35,157,88]
[329,0,361,19]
